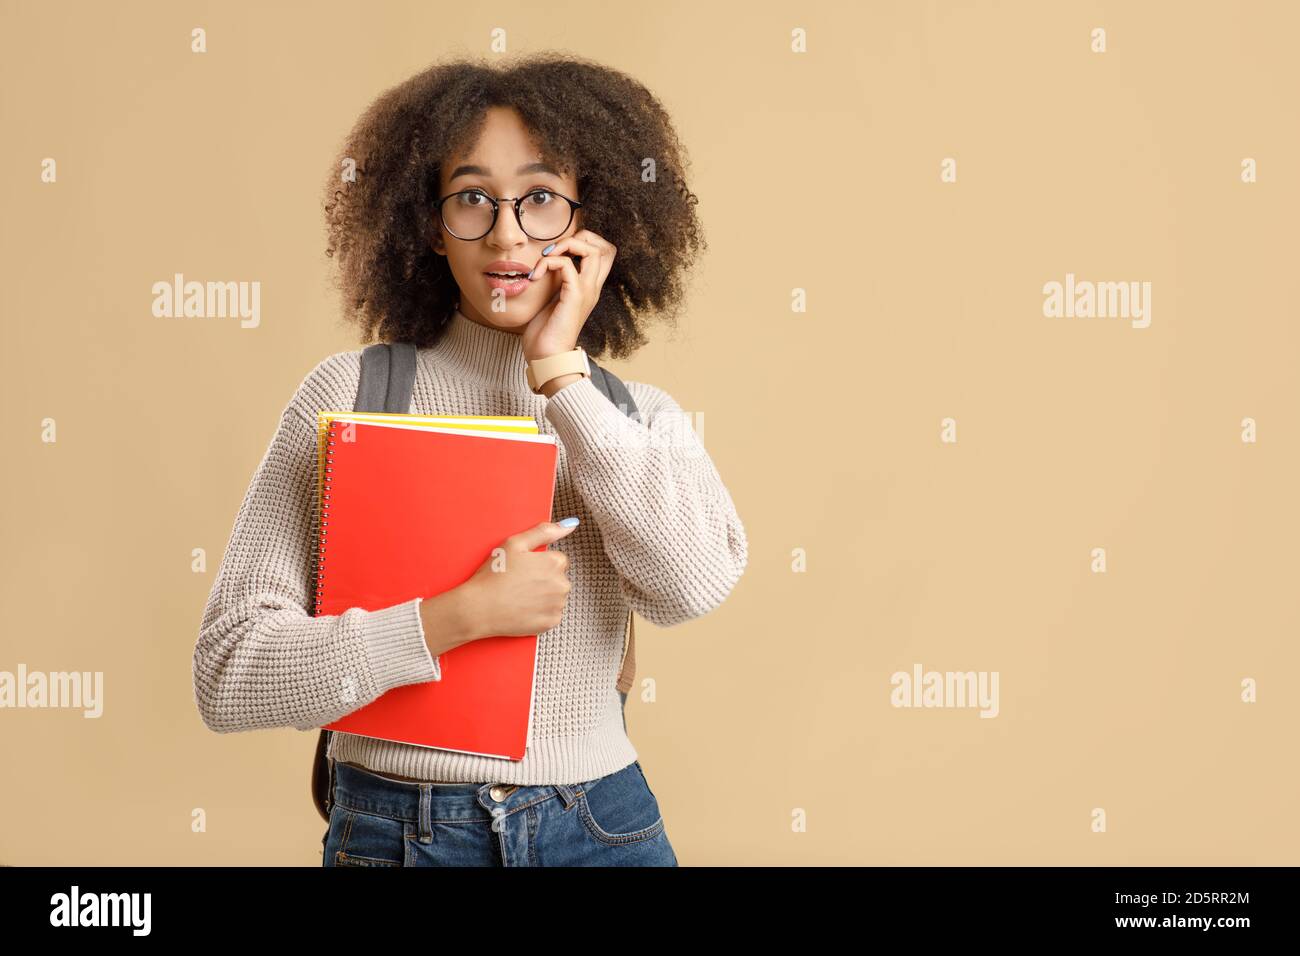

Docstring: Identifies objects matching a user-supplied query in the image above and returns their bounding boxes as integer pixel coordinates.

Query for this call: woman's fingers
[537,232,616,291]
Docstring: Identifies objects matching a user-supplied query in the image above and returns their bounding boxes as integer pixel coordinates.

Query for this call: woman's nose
[489,202,528,245]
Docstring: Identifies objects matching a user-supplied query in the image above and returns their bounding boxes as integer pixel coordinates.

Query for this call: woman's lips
[485,273,532,297]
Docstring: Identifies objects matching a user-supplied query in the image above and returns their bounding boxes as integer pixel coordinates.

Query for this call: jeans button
[489,785,509,802]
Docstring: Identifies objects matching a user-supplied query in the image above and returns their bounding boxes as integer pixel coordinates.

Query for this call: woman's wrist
[539,372,584,398]
[418,585,480,656]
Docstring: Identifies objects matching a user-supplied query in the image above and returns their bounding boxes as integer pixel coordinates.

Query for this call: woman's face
[433,106,582,332]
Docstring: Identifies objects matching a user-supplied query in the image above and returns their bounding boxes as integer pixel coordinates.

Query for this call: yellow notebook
[314,411,539,511]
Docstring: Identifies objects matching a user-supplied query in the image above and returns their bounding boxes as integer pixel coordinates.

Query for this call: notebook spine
[314,419,340,617]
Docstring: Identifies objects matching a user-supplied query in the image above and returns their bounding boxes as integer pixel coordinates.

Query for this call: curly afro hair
[322,51,706,359]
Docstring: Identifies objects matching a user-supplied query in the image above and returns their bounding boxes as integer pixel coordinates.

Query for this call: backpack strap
[585,358,640,697]
[356,341,417,414]
[587,357,639,421]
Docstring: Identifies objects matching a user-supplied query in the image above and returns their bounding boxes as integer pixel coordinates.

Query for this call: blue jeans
[322,756,678,867]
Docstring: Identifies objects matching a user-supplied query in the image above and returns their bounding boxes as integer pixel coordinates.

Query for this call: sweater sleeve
[193,398,440,735]
[542,376,748,627]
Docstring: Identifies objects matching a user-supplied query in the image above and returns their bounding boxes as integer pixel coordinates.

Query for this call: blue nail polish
[542,243,556,255]
[558,516,580,527]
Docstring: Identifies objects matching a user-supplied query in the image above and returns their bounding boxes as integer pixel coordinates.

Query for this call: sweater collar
[424,308,533,395]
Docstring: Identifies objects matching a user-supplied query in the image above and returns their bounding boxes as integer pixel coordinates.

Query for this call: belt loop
[418,784,433,844]
[554,784,577,809]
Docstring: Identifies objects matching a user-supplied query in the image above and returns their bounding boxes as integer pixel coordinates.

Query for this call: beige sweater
[193,310,748,785]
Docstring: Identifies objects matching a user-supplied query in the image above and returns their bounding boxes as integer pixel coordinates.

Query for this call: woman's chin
[465,300,533,331]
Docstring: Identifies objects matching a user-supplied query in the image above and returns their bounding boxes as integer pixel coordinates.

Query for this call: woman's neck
[424,307,534,395]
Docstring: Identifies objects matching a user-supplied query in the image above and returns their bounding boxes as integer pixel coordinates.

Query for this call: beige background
[2,0,1297,865]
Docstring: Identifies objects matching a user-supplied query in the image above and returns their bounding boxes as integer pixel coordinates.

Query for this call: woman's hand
[521,229,617,362]
[426,519,581,647]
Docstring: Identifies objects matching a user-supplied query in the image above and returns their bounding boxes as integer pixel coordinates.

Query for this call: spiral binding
[313,419,340,616]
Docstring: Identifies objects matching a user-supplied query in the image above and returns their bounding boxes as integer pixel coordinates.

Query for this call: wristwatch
[526,347,591,394]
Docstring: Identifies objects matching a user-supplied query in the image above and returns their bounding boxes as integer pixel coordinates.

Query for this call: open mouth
[484,271,532,297]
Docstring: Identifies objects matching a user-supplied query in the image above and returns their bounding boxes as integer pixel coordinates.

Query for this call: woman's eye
[525,190,554,206]
[459,191,488,206]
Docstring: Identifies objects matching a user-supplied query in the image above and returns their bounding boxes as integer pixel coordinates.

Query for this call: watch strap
[527,347,591,393]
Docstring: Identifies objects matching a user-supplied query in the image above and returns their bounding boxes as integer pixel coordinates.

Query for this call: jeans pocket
[576,763,665,846]
[328,807,409,867]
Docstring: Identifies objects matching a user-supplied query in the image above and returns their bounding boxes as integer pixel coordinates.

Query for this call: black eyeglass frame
[432,187,584,242]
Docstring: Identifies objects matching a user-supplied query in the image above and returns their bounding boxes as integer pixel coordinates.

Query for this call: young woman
[193,51,748,867]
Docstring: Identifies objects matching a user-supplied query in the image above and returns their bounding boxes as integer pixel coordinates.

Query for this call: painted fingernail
[528,263,538,279]
[558,516,580,527]
[542,243,556,255]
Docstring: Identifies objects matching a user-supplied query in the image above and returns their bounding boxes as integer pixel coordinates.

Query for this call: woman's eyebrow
[448,161,560,180]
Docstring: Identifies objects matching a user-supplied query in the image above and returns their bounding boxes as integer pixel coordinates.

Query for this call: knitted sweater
[193,309,748,785]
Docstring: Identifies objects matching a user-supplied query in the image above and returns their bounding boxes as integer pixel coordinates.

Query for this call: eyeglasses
[433,188,583,242]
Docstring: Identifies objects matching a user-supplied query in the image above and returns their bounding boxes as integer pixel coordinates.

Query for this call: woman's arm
[542,376,748,628]
[193,400,441,734]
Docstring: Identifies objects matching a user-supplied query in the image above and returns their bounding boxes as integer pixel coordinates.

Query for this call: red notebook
[315,418,558,760]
